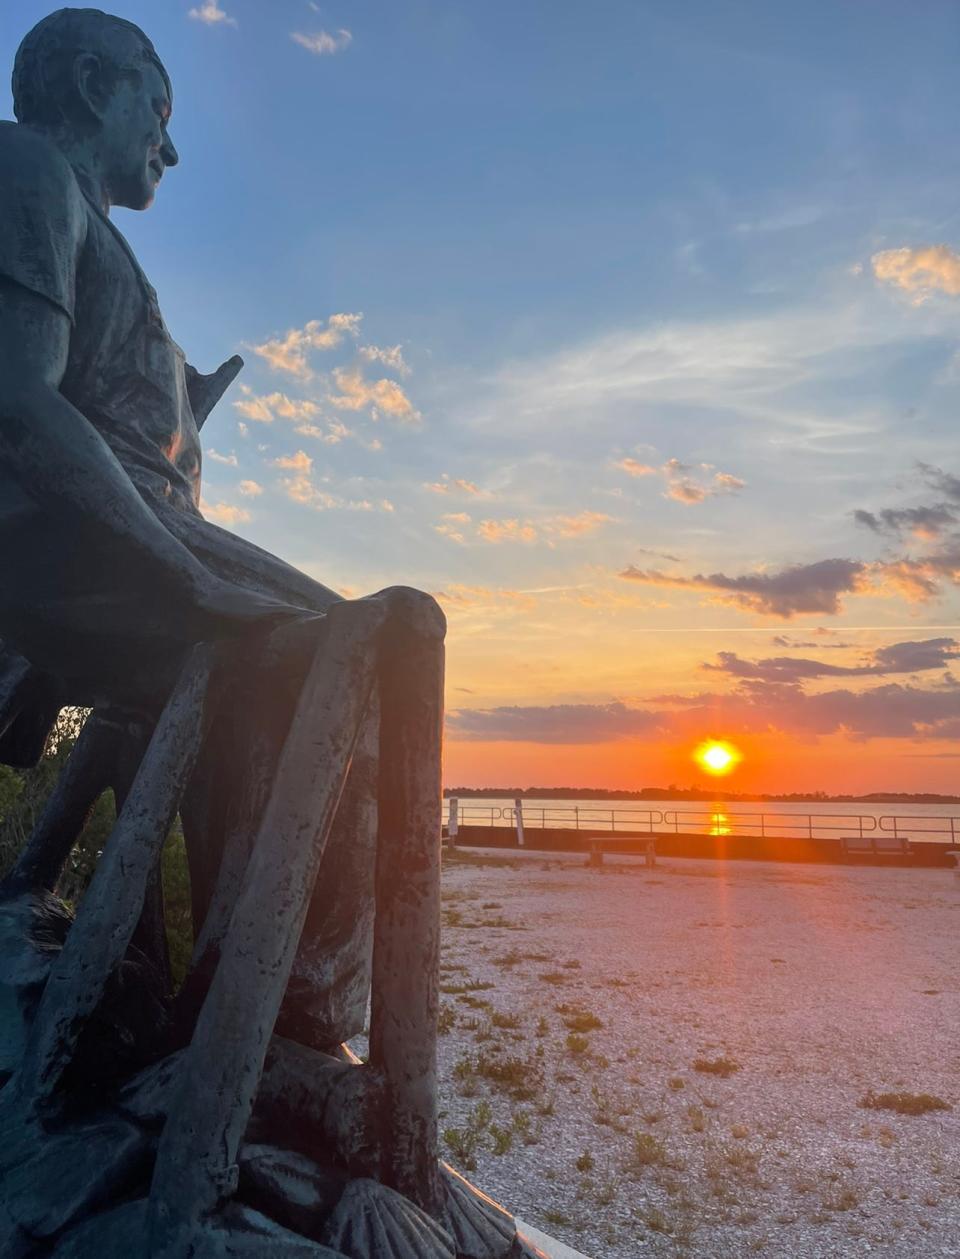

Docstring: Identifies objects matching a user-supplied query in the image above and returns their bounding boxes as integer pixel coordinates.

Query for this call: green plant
[566,1032,590,1056]
[442,1100,493,1171]
[575,1150,595,1173]
[539,972,568,986]
[463,1049,544,1101]
[489,1123,513,1155]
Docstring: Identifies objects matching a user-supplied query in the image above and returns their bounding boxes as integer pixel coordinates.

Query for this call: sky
[5,1,960,794]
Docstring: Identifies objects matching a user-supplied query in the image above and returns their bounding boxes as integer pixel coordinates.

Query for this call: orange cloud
[328,367,420,423]
[477,518,538,544]
[549,510,612,538]
[615,457,658,477]
[200,498,251,525]
[251,313,362,378]
[872,245,960,298]
[239,479,263,497]
[425,475,486,496]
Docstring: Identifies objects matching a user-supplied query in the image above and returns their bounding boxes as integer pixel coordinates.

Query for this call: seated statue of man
[0,8,374,1049]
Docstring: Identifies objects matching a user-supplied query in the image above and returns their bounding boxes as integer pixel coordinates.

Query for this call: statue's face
[98,59,178,211]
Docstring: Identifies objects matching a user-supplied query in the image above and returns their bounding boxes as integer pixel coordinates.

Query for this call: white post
[514,797,525,847]
[448,795,459,841]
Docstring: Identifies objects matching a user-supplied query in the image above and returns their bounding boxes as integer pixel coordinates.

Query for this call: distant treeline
[444,786,960,804]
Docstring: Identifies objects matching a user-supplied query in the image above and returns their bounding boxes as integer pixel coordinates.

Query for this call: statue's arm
[0,282,297,636]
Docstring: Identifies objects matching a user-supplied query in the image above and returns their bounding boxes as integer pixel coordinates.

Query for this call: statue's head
[12,7,178,211]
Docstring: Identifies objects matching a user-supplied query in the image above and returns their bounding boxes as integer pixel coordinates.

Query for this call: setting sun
[694,739,742,776]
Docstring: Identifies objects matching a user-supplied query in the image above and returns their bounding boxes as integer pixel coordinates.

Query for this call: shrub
[859,1090,951,1116]
[693,1054,740,1078]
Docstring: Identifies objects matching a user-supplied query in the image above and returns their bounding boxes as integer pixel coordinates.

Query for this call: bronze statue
[0,9,545,1258]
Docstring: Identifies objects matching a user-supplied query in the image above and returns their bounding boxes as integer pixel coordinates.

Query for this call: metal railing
[442,801,960,848]
[879,815,960,845]
[661,809,877,842]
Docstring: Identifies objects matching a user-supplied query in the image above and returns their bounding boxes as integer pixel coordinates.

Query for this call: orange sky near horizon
[442,732,959,797]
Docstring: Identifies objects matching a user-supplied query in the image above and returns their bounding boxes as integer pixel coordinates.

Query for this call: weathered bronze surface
[0,10,549,1258]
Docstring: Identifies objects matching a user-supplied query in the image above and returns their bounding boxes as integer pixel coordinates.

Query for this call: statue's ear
[73,53,112,123]
[186,355,244,429]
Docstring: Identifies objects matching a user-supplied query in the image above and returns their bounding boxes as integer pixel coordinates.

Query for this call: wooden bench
[585,835,656,868]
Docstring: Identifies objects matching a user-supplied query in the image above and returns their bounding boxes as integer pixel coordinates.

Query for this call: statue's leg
[147,599,383,1253]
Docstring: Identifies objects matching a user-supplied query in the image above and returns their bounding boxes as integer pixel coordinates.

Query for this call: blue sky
[6,1,960,790]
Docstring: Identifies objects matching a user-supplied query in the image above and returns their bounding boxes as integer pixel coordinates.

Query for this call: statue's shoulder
[0,122,84,213]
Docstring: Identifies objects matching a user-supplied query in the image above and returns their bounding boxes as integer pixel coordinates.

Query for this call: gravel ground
[434,849,960,1258]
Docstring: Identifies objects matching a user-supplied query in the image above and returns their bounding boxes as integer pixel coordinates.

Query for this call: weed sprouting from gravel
[859,1090,951,1116]
[626,1132,668,1172]
[491,1010,522,1029]
[693,1054,740,1078]
[561,1009,603,1033]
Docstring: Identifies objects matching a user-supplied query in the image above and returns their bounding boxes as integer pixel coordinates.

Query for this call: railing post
[448,795,459,845]
[514,797,525,847]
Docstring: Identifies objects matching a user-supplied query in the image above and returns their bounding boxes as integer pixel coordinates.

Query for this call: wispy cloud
[251,314,362,379]
[205,448,238,466]
[477,518,538,544]
[291,28,353,56]
[550,510,612,538]
[359,344,409,375]
[188,1,236,27]
[620,558,866,618]
[272,449,392,514]
[470,511,611,545]
[448,701,663,744]
[239,479,263,497]
[661,458,745,505]
[425,475,487,497]
[615,457,658,478]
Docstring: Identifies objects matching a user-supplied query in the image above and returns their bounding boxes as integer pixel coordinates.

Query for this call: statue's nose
[161,134,179,167]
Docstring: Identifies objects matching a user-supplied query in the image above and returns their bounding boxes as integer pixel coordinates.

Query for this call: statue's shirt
[0,123,330,702]
[0,122,201,514]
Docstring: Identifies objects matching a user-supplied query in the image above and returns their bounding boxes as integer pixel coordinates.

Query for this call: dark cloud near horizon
[619,558,864,618]
[918,462,960,503]
[704,638,959,683]
[447,677,960,744]
[854,504,957,539]
[447,701,664,744]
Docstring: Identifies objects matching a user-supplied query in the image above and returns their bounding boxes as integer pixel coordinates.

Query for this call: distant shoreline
[444,786,960,804]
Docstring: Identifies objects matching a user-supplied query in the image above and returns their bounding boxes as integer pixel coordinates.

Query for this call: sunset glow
[31,5,960,798]
[695,740,741,777]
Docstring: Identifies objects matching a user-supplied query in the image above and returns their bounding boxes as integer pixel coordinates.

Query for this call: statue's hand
[186,355,243,430]
[193,575,305,638]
